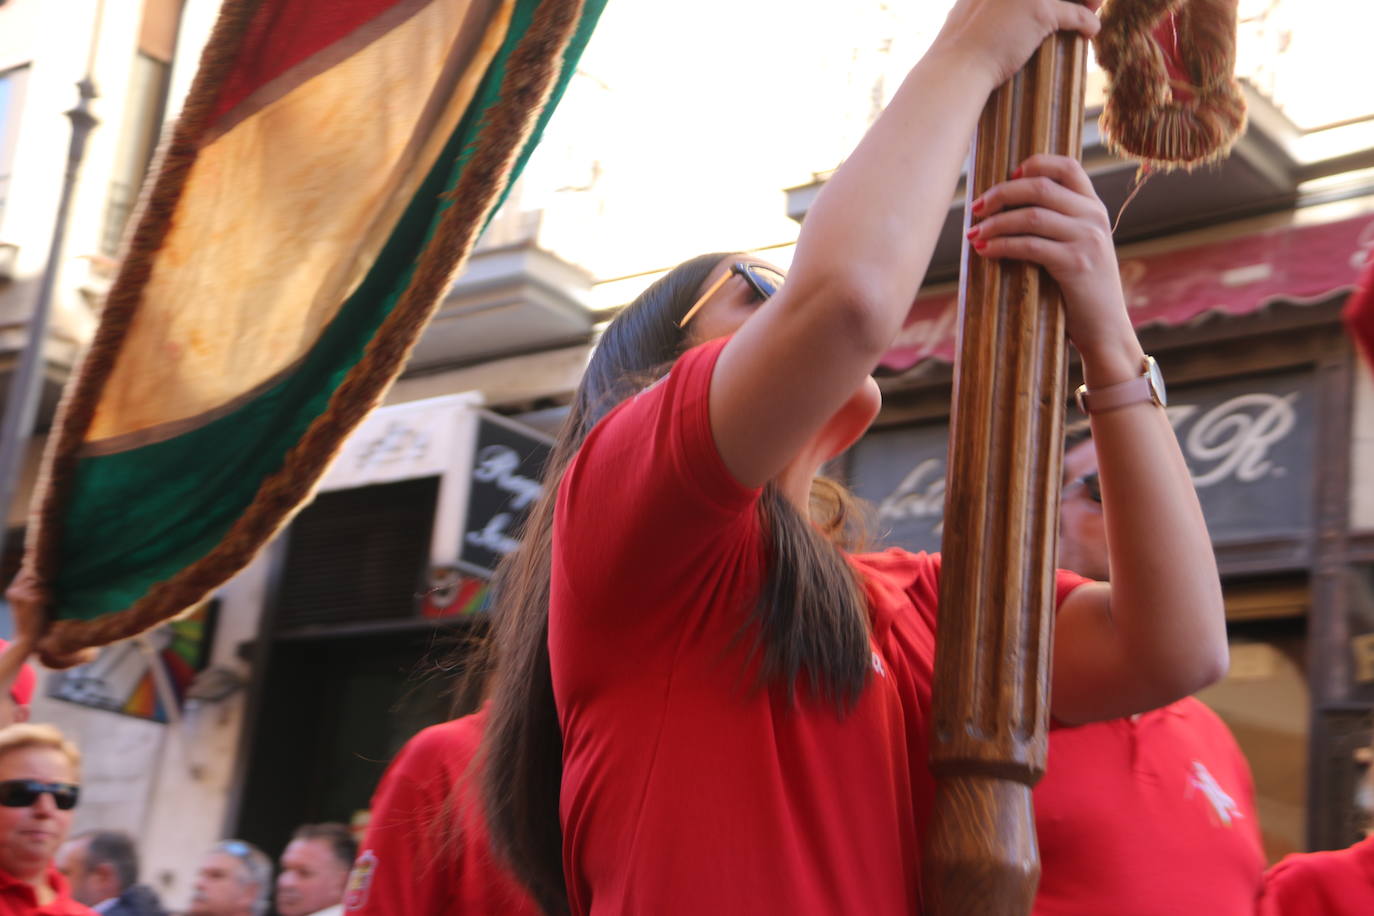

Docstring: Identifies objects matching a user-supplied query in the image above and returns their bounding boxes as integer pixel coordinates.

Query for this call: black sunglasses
[1067,471,1102,504]
[678,262,786,328]
[0,779,80,810]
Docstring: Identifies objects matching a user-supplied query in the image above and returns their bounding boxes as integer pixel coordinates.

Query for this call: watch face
[1146,356,1167,407]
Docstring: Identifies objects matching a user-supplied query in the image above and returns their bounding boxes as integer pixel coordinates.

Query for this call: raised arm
[970,153,1228,723]
[707,0,1102,489]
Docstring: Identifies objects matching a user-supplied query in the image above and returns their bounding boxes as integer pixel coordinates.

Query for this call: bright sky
[510,0,1373,308]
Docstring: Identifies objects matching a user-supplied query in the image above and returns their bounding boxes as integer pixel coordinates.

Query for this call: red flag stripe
[209,0,420,127]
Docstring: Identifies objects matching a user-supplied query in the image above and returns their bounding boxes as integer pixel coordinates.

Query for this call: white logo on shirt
[871,650,886,678]
[1186,760,1244,827]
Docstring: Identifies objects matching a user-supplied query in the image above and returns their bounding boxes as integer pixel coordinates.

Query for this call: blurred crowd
[0,669,355,916]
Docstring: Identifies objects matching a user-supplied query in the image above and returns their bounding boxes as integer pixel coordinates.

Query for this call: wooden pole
[923,25,1088,916]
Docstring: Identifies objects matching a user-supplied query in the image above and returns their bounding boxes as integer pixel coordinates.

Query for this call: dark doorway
[233,623,474,859]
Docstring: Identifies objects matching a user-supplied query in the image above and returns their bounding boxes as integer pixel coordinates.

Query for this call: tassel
[1095,0,1247,172]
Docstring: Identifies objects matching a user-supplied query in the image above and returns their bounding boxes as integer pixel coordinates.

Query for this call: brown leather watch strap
[1076,374,1153,414]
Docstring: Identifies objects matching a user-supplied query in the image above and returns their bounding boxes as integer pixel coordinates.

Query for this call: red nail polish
[966,226,980,240]
[971,198,985,215]
[973,239,988,252]
[1011,166,1023,179]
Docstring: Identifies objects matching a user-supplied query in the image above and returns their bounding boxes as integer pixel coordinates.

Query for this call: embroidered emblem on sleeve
[344,850,378,911]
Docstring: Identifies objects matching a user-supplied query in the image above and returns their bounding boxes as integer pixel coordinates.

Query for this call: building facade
[3,0,1373,906]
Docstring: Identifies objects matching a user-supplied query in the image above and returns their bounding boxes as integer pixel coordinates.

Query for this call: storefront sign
[848,423,951,555]
[458,413,552,577]
[319,392,482,492]
[849,370,1316,553]
[1175,372,1316,542]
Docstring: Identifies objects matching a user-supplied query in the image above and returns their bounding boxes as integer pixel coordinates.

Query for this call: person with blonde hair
[0,724,93,914]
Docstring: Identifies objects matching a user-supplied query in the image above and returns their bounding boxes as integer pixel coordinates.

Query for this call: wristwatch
[1074,356,1167,415]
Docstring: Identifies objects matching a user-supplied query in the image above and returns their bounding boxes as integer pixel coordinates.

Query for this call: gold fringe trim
[1095,0,1247,171]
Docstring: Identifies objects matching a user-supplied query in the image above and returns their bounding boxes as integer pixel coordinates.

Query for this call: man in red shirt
[0,724,94,915]
[1260,743,1374,915]
[1032,424,1266,915]
[346,706,537,915]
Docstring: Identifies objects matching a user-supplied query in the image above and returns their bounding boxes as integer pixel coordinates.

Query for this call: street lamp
[0,72,100,633]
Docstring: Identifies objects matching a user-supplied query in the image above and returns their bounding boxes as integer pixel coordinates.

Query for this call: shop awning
[879,211,1374,373]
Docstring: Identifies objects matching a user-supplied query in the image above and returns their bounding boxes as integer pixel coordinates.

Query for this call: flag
[13,0,605,666]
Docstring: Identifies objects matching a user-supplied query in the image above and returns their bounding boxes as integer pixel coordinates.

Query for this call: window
[275,476,440,630]
[101,53,170,255]
[0,65,31,230]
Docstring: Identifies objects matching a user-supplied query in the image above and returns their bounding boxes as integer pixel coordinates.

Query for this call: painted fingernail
[972,239,988,252]
[1011,166,1023,179]
[971,197,985,214]
[966,226,980,240]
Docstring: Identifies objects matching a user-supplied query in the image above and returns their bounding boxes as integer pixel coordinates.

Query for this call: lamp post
[0,73,100,633]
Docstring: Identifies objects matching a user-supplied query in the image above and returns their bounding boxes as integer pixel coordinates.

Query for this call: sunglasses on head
[1067,471,1102,504]
[219,840,256,862]
[0,779,79,810]
[678,261,785,328]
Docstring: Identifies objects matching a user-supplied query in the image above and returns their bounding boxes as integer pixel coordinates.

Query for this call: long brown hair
[479,253,874,914]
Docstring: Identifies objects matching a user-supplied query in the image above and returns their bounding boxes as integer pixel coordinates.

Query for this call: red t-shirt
[550,337,1088,915]
[1032,697,1266,915]
[1260,834,1374,916]
[346,708,539,916]
[0,867,94,915]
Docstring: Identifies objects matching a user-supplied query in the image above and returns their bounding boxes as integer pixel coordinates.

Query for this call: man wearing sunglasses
[0,724,92,915]
[1030,423,1266,915]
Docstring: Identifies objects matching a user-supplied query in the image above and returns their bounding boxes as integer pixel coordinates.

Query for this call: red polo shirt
[0,867,95,915]
[1260,834,1374,915]
[347,709,538,915]
[1033,698,1266,915]
[550,337,1088,915]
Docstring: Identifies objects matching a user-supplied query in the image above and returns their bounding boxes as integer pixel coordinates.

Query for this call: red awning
[879,211,1374,372]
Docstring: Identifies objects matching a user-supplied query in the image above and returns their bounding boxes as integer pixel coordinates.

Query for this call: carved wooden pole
[923,25,1088,916]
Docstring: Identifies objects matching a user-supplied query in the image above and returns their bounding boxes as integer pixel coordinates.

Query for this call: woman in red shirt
[480,0,1229,912]
[349,707,538,915]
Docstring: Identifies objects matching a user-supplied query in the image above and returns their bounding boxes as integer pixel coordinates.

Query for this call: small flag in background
[11,0,606,667]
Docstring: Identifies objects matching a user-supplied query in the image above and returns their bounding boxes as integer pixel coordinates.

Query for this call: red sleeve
[1054,568,1093,607]
[348,727,458,915]
[555,337,761,609]
[1344,248,1374,371]
[1260,856,1325,916]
